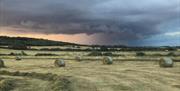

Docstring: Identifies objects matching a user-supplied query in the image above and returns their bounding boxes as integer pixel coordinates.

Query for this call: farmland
[0,46,180,91]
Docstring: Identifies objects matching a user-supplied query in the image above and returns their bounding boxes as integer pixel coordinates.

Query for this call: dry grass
[0,47,180,91]
[0,58,180,91]
[0,75,52,91]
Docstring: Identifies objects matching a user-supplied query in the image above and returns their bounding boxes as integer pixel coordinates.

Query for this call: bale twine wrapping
[75,56,82,62]
[54,59,65,67]
[102,56,113,65]
[0,59,5,68]
[159,57,174,67]
[16,56,22,61]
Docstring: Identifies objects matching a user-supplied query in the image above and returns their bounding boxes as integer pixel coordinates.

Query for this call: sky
[0,0,180,46]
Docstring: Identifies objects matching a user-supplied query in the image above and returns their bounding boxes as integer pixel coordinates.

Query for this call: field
[0,47,180,91]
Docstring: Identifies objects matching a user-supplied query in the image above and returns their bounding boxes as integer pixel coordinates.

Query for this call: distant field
[30,46,91,49]
[0,47,180,91]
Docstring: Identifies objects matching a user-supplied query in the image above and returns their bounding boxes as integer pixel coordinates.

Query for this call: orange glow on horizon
[0,27,97,45]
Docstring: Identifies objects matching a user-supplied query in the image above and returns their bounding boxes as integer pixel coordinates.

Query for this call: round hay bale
[159,57,174,67]
[54,59,65,67]
[15,56,22,61]
[102,56,113,65]
[75,56,82,62]
[0,59,5,68]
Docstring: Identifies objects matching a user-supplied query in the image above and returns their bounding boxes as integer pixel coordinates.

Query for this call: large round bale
[0,59,5,68]
[159,57,174,67]
[102,56,113,65]
[54,59,65,67]
[75,56,82,62]
[15,56,22,61]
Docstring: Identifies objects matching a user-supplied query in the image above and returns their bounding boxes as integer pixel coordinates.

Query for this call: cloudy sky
[0,0,180,46]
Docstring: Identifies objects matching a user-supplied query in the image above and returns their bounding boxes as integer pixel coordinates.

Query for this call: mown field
[0,47,180,91]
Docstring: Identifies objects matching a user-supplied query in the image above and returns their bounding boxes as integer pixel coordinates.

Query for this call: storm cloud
[0,0,180,45]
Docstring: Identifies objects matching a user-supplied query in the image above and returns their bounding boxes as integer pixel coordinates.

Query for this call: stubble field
[0,47,180,91]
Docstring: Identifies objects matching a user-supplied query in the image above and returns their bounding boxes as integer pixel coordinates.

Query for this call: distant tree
[8,43,28,50]
[100,46,108,51]
[136,52,146,56]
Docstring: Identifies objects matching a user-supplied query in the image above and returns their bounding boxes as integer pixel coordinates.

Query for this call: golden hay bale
[75,56,82,62]
[54,59,65,67]
[102,56,113,65]
[159,57,174,67]
[0,59,5,68]
[15,56,22,61]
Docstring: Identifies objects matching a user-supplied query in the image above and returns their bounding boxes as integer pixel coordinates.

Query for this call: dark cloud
[0,0,180,45]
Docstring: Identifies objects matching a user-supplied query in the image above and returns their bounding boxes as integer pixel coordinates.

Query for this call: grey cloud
[0,0,179,42]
